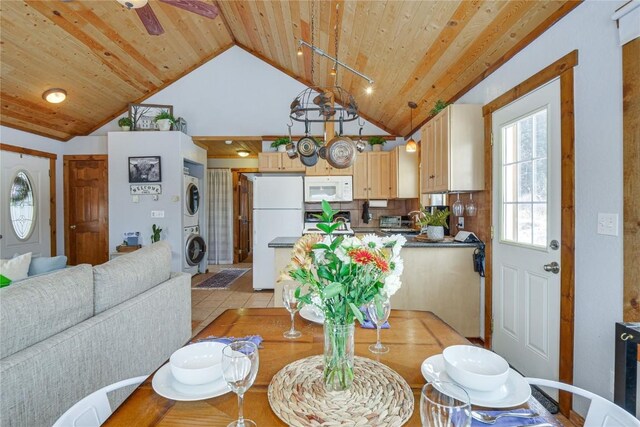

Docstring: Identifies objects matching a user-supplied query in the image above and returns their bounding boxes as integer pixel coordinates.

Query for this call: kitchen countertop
[268,235,480,248]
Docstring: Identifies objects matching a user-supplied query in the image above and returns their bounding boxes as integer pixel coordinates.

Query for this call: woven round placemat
[268,355,414,426]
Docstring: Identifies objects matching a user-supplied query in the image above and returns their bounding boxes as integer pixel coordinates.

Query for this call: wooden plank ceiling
[0,0,579,141]
[192,137,262,158]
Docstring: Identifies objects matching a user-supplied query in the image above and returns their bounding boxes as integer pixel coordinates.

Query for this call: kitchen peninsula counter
[268,236,480,249]
[269,235,482,338]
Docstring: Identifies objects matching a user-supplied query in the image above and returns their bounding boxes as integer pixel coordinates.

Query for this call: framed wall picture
[128,103,173,131]
[128,156,161,183]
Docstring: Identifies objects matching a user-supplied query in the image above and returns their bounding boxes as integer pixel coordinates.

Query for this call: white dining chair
[52,375,148,427]
[525,377,640,427]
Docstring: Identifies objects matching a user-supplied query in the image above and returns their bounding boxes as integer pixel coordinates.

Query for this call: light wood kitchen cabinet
[305,158,353,176]
[353,152,391,199]
[390,146,419,198]
[258,153,305,172]
[421,104,484,193]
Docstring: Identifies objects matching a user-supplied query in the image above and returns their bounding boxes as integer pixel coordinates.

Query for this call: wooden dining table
[105,308,559,426]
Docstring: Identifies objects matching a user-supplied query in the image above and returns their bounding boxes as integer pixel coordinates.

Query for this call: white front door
[492,79,561,392]
[0,151,51,258]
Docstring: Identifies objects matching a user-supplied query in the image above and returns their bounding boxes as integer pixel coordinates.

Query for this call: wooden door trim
[0,143,57,256]
[63,155,108,264]
[482,50,577,416]
[231,168,258,263]
[623,38,640,322]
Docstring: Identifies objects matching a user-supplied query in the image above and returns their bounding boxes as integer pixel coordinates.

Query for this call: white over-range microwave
[304,176,353,202]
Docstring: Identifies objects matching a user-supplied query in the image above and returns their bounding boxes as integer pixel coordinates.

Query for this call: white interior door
[1,151,51,258]
[492,79,561,393]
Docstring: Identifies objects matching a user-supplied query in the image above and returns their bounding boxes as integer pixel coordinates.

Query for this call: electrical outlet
[132,195,139,203]
[151,210,165,218]
[457,217,465,229]
[597,213,618,236]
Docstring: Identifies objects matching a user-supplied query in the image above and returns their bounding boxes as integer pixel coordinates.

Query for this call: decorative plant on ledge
[151,224,163,243]
[367,136,386,151]
[417,206,450,241]
[429,99,448,117]
[271,137,291,152]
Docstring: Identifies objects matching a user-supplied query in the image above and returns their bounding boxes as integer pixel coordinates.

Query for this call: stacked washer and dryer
[183,174,206,275]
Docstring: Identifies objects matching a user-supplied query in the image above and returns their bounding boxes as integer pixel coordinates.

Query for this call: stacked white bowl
[169,342,226,385]
[442,345,509,391]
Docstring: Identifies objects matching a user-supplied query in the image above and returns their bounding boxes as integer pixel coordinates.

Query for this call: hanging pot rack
[289,86,359,124]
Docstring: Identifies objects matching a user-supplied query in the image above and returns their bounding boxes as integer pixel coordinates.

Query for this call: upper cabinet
[390,146,419,199]
[353,152,391,200]
[305,158,353,176]
[258,153,305,172]
[421,104,484,193]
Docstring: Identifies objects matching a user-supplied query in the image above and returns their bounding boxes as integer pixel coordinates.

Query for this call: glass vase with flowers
[280,201,406,391]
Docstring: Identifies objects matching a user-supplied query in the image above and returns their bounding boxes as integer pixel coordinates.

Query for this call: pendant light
[405,101,417,152]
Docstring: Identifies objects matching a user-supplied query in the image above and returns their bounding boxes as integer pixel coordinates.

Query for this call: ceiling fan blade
[159,0,219,19]
[135,4,164,35]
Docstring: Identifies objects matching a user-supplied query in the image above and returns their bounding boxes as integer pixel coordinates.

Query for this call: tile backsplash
[304,199,420,228]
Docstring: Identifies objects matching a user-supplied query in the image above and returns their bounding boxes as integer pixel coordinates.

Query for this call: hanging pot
[297,136,318,157]
[326,136,356,169]
[318,146,327,159]
[285,143,298,159]
[300,151,319,167]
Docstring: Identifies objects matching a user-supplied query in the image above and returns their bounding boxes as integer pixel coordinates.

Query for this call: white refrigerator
[253,175,303,290]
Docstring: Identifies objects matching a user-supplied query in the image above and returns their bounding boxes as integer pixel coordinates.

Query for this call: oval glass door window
[10,170,36,240]
[186,183,199,215]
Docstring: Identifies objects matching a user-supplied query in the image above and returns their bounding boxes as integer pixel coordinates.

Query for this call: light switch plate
[151,210,165,218]
[597,213,618,236]
[132,195,139,203]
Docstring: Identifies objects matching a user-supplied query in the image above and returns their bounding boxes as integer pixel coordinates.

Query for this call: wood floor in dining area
[190,263,274,336]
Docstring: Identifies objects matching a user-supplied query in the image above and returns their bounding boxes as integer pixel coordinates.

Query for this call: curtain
[207,169,233,264]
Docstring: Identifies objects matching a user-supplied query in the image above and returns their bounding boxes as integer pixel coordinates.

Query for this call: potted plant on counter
[154,111,175,131]
[271,137,291,153]
[118,117,132,131]
[418,206,450,241]
[368,136,386,151]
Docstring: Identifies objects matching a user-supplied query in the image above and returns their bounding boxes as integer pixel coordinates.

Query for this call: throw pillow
[0,252,32,286]
[28,255,68,276]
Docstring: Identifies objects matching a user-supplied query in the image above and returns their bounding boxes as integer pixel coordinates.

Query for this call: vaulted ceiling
[0,0,579,141]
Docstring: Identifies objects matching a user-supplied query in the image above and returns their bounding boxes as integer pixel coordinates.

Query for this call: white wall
[108,131,206,272]
[0,126,66,254]
[454,0,625,415]
[92,46,389,138]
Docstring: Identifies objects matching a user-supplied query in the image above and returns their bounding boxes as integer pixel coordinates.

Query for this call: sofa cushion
[28,255,68,277]
[0,252,32,286]
[0,264,94,359]
[93,241,172,314]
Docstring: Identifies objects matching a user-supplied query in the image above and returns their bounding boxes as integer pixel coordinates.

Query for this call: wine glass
[367,295,391,354]
[282,282,302,339]
[465,193,478,217]
[222,341,259,427]
[420,382,471,427]
[452,193,465,217]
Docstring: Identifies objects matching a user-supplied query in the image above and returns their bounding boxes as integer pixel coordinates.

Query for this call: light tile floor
[190,263,274,336]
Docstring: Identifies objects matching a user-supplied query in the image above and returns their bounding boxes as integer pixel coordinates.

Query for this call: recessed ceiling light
[42,88,67,104]
[225,140,233,145]
[237,150,250,157]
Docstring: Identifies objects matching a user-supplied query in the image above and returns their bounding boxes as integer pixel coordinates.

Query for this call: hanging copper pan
[325,136,356,169]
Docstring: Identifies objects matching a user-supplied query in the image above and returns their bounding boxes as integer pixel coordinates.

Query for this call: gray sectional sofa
[0,241,191,427]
